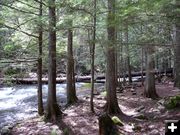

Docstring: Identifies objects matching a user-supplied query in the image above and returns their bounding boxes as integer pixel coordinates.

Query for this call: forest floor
[10,82,180,135]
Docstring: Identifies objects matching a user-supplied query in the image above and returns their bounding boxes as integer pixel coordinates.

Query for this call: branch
[33,0,47,7]
[4,24,38,38]
[13,18,36,30]
[16,0,39,10]
[66,3,93,16]
[0,59,38,63]
[119,42,174,48]
[0,2,39,16]
[56,24,93,31]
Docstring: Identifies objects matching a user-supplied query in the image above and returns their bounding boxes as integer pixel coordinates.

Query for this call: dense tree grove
[0,0,179,134]
[174,0,180,88]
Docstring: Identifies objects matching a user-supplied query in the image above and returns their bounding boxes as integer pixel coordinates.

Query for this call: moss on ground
[165,95,180,109]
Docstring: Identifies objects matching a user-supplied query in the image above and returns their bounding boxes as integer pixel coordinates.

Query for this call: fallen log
[0,77,105,84]
[96,68,173,80]
[0,77,66,84]
[0,68,172,84]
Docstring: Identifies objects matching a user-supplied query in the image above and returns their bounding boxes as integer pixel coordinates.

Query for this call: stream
[0,83,102,129]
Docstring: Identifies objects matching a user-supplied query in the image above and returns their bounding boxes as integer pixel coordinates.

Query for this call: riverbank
[0,83,104,130]
[6,83,180,135]
[0,76,105,85]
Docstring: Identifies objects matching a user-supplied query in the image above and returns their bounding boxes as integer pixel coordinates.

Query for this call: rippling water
[0,83,86,129]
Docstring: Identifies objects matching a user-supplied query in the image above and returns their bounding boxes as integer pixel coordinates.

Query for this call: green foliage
[40,115,45,121]
[63,128,69,135]
[137,114,147,120]
[3,43,22,58]
[3,75,13,86]
[0,19,5,26]
[83,83,91,89]
[165,95,180,109]
[132,124,142,131]
[111,116,124,126]
[100,91,107,97]
[0,0,177,77]
[50,128,57,135]
[3,67,19,76]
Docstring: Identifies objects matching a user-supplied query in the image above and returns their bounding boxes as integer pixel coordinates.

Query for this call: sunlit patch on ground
[2,83,180,135]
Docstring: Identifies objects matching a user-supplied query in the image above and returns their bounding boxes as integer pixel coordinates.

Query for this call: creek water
[0,83,96,129]
[0,79,141,130]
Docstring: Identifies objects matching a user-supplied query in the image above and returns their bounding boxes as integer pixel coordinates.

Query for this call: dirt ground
[11,83,180,135]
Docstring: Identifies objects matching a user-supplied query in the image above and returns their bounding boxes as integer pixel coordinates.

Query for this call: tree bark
[124,24,132,83]
[105,0,122,114]
[141,47,144,86]
[90,0,96,113]
[144,46,158,99]
[174,1,180,88]
[46,0,61,121]
[37,0,44,116]
[99,113,118,135]
[67,19,78,104]
[118,38,123,90]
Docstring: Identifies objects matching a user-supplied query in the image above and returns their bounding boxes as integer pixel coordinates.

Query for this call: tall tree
[144,46,158,99]
[174,0,180,88]
[124,24,132,83]
[66,19,78,104]
[46,0,61,121]
[105,0,122,114]
[141,47,144,86]
[90,0,96,113]
[37,0,44,116]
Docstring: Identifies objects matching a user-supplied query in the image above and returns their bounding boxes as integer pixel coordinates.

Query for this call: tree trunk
[37,0,44,116]
[119,32,125,87]
[174,1,180,88]
[99,113,118,135]
[144,46,158,99]
[67,20,78,104]
[46,0,61,121]
[122,41,127,85]
[105,0,122,114]
[141,47,144,86]
[90,0,96,113]
[124,24,132,83]
[118,38,123,91]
